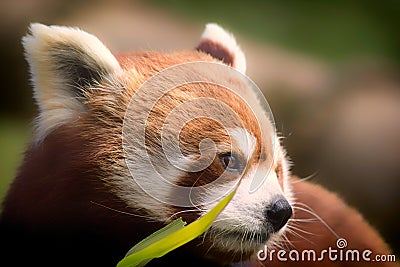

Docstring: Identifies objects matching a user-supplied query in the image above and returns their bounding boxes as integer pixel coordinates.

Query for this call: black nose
[264,198,292,232]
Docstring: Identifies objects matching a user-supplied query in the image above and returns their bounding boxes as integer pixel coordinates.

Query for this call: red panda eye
[219,153,243,173]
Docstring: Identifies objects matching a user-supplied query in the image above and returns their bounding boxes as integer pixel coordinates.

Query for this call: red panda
[0,23,397,267]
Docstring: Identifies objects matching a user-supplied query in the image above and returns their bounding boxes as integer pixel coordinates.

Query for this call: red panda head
[22,23,293,264]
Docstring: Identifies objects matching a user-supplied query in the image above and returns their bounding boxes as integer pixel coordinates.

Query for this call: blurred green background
[152,0,400,63]
[1,0,399,255]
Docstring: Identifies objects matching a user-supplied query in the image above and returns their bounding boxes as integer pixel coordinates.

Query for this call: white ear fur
[23,23,121,142]
[196,23,246,74]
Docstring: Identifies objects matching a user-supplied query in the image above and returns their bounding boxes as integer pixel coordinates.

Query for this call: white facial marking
[228,128,256,161]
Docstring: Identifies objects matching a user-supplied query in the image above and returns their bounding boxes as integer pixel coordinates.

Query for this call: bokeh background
[1,0,399,255]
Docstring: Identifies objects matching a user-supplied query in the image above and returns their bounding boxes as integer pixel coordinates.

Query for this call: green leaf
[125,218,187,257]
[116,189,236,267]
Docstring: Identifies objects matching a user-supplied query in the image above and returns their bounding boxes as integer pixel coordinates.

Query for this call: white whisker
[290,172,319,184]
[292,203,339,239]
[90,201,153,220]
[167,208,203,221]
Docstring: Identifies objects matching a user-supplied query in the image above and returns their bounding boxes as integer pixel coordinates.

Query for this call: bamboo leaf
[125,218,187,257]
[116,189,236,267]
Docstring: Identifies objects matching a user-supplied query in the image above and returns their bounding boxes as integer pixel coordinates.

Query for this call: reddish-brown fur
[1,46,398,267]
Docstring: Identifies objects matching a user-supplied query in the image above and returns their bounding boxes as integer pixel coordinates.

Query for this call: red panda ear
[22,23,121,142]
[196,23,246,74]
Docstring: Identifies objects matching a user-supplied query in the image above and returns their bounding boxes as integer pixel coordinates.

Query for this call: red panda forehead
[116,51,264,129]
[145,81,263,160]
